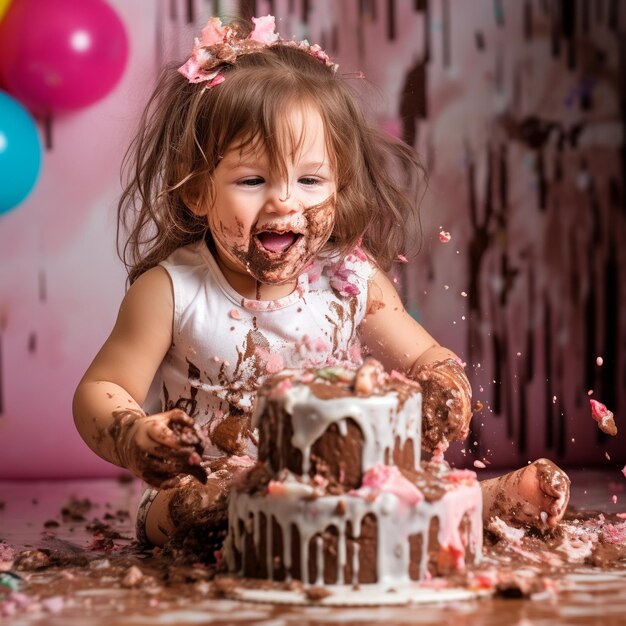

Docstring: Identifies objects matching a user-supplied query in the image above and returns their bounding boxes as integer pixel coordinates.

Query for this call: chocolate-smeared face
[205,106,336,288]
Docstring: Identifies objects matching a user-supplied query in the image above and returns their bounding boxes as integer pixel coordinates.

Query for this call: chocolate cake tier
[254,361,423,489]
[225,461,483,585]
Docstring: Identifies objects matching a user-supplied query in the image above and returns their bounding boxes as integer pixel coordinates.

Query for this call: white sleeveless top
[147,239,374,459]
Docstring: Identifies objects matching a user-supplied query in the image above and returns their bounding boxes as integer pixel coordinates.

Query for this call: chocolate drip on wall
[607,0,619,32]
[517,364,527,454]
[581,0,590,33]
[525,263,535,383]
[595,0,604,22]
[557,396,566,457]
[399,61,427,148]
[544,295,553,449]
[492,332,503,417]
[523,0,533,40]
[41,113,53,151]
[185,0,194,23]
[535,149,547,212]
[38,269,47,303]
[465,140,495,422]
[561,0,576,70]
[423,0,431,62]
[386,0,396,41]
[602,242,618,417]
[584,180,601,393]
[550,0,561,58]
[441,0,450,67]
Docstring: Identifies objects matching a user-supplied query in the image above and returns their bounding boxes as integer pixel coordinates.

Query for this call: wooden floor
[1,469,626,625]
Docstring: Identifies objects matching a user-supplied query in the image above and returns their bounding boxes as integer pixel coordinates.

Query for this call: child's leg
[144,489,176,546]
[142,456,256,547]
[142,474,229,546]
[480,458,570,530]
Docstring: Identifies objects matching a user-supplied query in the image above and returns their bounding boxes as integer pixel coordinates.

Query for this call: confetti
[439,230,451,243]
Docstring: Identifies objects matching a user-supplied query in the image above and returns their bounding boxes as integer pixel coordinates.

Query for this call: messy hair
[118,23,425,284]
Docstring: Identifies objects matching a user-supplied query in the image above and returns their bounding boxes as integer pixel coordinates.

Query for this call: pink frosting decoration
[601,522,626,544]
[249,15,279,45]
[352,464,424,506]
[199,16,229,46]
[255,346,284,374]
[443,468,478,485]
[590,398,612,421]
[323,246,370,297]
[178,15,337,85]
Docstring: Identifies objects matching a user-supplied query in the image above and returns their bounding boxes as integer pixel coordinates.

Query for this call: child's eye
[238,177,264,187]
[299,177,322,186]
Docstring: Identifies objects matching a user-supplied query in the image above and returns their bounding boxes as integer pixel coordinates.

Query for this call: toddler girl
[73,15,569,549]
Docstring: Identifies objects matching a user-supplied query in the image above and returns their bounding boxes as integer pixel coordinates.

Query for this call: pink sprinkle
[397,254,408,263]
[439,230,451,243]
[473,460,486,469]
[612,495,618,504]
[596,356,604,366]
[229,308,242,320]
[588,389,594,396]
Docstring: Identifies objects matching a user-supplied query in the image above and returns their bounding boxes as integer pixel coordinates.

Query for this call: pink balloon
[0,0,129,112]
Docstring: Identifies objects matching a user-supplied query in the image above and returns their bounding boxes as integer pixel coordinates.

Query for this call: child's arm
[73,267,205,487]
[358,270,472,453]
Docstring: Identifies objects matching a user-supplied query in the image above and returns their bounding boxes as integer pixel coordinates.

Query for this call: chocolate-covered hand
[412,358,472,453]
[109,408,208,488]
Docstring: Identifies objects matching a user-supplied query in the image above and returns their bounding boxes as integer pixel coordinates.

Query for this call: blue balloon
[0,90,42,215]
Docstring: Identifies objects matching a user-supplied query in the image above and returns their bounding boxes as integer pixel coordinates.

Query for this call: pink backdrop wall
[0,0,624,479]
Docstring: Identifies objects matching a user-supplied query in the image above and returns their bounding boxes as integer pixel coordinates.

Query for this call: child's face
[206,105,336,286]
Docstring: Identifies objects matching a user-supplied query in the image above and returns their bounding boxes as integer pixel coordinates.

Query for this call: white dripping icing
[225,479,483,587]
[273,386,422,475]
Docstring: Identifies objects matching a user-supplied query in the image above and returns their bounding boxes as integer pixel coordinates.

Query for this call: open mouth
[255,230,302,254]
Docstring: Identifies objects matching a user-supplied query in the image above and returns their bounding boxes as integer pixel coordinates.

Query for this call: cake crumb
[304,586,332,601]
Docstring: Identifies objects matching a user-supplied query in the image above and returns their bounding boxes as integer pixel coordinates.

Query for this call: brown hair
[118,24,425,284]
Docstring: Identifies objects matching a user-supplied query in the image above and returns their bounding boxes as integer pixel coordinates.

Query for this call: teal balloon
[0,90,42,215]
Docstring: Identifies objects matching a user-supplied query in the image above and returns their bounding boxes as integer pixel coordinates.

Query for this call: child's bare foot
[480,458,570,531]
